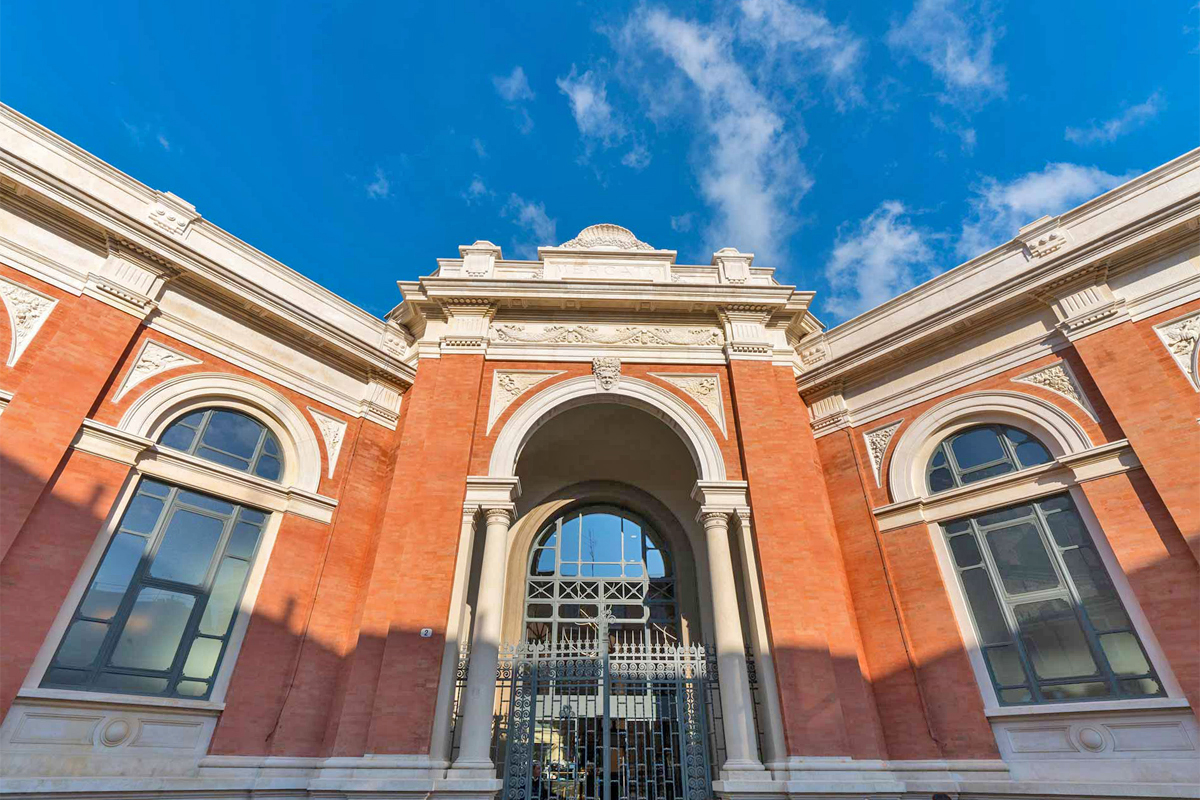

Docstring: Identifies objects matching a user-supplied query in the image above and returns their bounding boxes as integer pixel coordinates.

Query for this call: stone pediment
[558,224,654,251]
[539,224,676,282]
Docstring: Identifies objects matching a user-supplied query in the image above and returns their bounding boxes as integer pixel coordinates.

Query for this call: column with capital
[452,477,520,771]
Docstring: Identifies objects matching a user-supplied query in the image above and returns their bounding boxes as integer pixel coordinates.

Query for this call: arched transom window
[932,425,1163,705]
[524,506,678,645]
[160,408,283,482]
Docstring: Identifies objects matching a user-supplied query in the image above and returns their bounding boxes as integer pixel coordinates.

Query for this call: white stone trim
[0,387,12,417]
[650,373,727,437]
[863,420,902,488]
[307,406,348,479]
[118,371,323,493]
[1011,359,1098,420]
[1153,308,1200,391]
[0,273,57,366]
[887,390,1094,503]
[112,339,202,402]
[486,370,564,434]
[488,375,727,481]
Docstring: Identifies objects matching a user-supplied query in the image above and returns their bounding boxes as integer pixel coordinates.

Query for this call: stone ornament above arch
[113,340,202,402]
[649,373,727,437]
[887,390,1094,503]
[119,372,323,492]
[488,375,727,482]
[0,275,57,366]
[1011,359,1097,421]
[1153,309,1200,392]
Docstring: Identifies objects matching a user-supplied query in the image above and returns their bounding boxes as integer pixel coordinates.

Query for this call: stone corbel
[805,379,849,436]
[1035,264,1129,342]
[361,373,404,429]
[146,191,200,237]
[717,304,773,360]
[796,332,830,370]
[1017,215,1074,260]
[712,247,753,284]
[84,235,179,318]
[439,298,497,353]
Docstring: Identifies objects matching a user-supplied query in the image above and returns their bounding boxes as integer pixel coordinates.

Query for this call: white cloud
[957,162,1134,257]
[122,120,171,151]
[493,66,535,102]
[557,67,625,143]
[462,175,491,204]
[670,213,694,232]
[622,141,652,169]
[472,138,487,158]
[502,193,557,258]
[887,0,1006,106]
[824,201,936,320]
[931,114,977,154]
[1065,91,1164,145]
[738,0,865,108]
[156,133,171,151]
[617,7,811,262]
[365,166,390,199]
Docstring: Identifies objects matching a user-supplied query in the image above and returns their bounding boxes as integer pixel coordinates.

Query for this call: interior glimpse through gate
[498,623,712,800]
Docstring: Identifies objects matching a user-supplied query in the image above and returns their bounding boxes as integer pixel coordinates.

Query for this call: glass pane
[532,548,554,576]
[1013,599,1098,680]
[560,517,579,561]
[42,668,88,686]
[624,563,643,577]
[950,427,1007,470]
[140,480,171,498]
[120,494,166,534]
[56,620,109,667]
[175,680,209,697]
[944,519,971,535]
[159,424,197,452]
[949,534,982,567]
[1062,547,1131,632]
[560,563,578,577]
[94,672,170,694]
[646,549,666,578]
[590,563,622,578]
[110,588,196,670]
[960,461,1015,484]
[930,448,947,468]
[977,504,1032,527]
[1100,632,1151,676]
[985,644,1028,686]
[987,523,1059,594]
[240,508,267,525]
[175,410,206,428]
[527,603,553,620]
[195,446,250,471]
[80,533,145,620]
[580,513,622,562]
[183,636,224,680]
[1120,677,1162,697]
[149,510,225,586]
[928,467,955,493]
[1040,681,1109,701]
[1044,505,1088,548]
[254,455,281,481]
[961,569,1009,645]
[999,687,1032,704]
[199,558,250,635]
[1010,429,1052,467]
[176,490,234,515]
[263,435,280,456]
[201,410,263,459]
[227,522,262,560]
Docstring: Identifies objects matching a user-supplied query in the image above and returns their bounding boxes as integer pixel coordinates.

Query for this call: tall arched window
[41,407,280,699]
[930,426,1163,705]
[524,506,678,645]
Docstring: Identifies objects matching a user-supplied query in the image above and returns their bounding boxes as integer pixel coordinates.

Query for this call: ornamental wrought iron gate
[496,623,712,800]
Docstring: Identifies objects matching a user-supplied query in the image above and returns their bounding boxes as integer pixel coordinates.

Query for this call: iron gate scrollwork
[499,618,712,800]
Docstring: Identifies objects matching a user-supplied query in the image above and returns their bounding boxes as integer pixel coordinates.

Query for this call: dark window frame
[159,408,283,482]
[926,423,1052,494]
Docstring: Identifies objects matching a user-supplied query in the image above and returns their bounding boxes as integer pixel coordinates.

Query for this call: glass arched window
[524,506,678,645]
[933,425,1163,706]
[159,408,283,482]
[926,424,1052,493]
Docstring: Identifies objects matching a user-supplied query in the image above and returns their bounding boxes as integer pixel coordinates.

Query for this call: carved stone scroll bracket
[113,340,202,402]
[1012,360,1099,420]
[0,276,58,367]
[1153,310,1200,391]
[863,420,902,488]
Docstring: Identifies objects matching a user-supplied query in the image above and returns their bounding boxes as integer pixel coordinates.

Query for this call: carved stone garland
[650,373,726,436]
[593,357,621,391]
[114,340,202,401]
[307,407,348,479]
[864,421,901,488]
[1154,311,1200,390]
[492,324,724,347]
[1012,360,1096,419]
[0,277,57,367]
[487,370,565,433]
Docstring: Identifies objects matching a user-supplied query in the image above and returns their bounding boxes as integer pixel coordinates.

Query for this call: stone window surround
[876,391,1187,718]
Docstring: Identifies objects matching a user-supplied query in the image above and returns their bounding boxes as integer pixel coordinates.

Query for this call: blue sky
[3,1,1197,323]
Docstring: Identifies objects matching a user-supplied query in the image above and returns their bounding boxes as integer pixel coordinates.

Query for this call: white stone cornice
[1153,309,1200,391]
[486,369,564,433]
[650,372,727,436]
[147,191,200,237]
[438,298,496,353]
[717,304,774,361]
[361,374,403,429]
[82,235,179,318]
[1017,215,1074,260]
[463,475,522,508]
[0,274,56,366]
[1012,359,1098,420]
[307,407,348,478]
[113,339,201,402]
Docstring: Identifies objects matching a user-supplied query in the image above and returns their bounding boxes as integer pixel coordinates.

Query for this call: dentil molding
[650,373,726,437]
[114,340,202,402]
[486,370,565,433]
[307,407,348,479]
[1153,309,1200,391]
[864,420,902,488]
[0,275,57,366]
[1011,360,1098,420]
